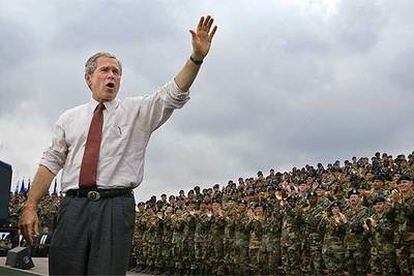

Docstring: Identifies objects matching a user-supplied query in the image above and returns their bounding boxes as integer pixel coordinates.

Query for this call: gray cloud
[1,0,414,202]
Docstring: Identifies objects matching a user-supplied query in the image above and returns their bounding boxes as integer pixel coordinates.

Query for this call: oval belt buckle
[87,191,101,201]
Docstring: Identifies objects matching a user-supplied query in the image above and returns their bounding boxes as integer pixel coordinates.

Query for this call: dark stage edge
[0,266,39,275]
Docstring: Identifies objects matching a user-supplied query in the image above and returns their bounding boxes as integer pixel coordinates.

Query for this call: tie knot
[95,103,105,112]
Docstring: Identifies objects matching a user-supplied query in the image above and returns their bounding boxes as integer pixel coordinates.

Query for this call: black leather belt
[66,188,132,201]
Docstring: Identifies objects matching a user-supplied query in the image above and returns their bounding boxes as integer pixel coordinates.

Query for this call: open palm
[190,15,218,60]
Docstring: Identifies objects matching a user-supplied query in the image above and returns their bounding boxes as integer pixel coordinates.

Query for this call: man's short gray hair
[85,52,122,75]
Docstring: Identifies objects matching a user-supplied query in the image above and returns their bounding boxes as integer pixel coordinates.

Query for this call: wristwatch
[190,55,203,65]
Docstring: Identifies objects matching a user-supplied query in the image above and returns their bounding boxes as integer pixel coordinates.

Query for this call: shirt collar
[88,98,119,114]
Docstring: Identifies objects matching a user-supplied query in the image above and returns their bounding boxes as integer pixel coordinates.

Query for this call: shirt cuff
[171,78,190,101]
[39,161,60,176]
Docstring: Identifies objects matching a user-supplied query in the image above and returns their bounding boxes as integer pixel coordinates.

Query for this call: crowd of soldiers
[6,152,414,275]
[131,152,414,275]
[8,192,63,230]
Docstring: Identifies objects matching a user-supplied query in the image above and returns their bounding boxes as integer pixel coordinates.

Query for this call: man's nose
[107,71,115,78]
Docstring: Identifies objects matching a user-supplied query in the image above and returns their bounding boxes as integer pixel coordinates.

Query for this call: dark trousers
[49,192,135,275]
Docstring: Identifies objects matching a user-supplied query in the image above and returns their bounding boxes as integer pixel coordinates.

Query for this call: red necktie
[79,103,105,188]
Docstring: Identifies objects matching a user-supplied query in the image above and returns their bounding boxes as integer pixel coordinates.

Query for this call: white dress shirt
[40,79,190,192]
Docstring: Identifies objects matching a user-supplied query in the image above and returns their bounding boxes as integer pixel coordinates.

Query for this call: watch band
[190,55,203,65]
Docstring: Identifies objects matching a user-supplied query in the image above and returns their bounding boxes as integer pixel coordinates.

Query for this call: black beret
[373,195,386,205]
[286,195,297,202]
[330,201,341,209]
[238,199,248,205]
[211,198,221,204]
[348,188,360,197]
[307,190,317,199]
[398,175,412,183]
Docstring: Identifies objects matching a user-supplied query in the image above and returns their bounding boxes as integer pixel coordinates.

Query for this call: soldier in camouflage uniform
[171,207,185,274]
[161,207,174,273]
[281,195,303,276]
[246,202,265,274]
[210,199,225,275]
[133,202,147,272]
[182,201,197,274]
[302,191,325,275]
[153,209,164,274]
[344,188,371,275]
[321,201,347,275]
[233,200,251,275]
[363,175,389,208]
[367,195,398,275]
[194,201,213,274]
[262,191,283,275]
[142,208,157,273]
[223,200,237,274]
[393,175,414,275]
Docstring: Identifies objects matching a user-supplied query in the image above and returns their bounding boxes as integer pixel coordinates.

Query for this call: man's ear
[85,74,92,89]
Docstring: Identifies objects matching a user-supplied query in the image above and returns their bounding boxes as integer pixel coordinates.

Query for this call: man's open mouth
[106,83,115,88]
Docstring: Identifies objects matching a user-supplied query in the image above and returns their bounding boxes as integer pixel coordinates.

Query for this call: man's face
[398,180,413,193]
[372,180,382,189]
[308,196,318,206]
[85,56,121,102]
[212,203,221,212]
[255,206,263,216]
[350,194,359,205]
[373,202,384,213]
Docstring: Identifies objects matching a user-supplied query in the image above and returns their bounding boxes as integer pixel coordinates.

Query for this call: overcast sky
[1,0,414,202]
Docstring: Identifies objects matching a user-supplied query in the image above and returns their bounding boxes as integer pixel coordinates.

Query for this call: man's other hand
[19,205,40,246]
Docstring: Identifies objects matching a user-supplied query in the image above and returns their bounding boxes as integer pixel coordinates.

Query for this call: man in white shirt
[19,15,217,275]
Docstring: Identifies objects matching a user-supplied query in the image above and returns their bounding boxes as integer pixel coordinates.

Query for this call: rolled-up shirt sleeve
[39,115,68,175]
[140,78,190,133]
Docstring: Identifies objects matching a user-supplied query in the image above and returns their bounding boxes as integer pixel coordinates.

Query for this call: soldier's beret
[373,175,384,181]
[254,202,263,208]
[238,199,248,206]
[316,184,326,190]
[307,191,317,199]
[286,195,297,202]
[330,201,341,209]
[373,195,386,204]
[348,188,360,197]
[267,185,276,192]
[359,182,371,190]
[398,175,412,183]
[213,184,220,189]
[212,198,221,204]
[137,201,145,207]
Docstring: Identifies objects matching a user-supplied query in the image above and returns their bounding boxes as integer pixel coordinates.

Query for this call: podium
[0,160,12,225]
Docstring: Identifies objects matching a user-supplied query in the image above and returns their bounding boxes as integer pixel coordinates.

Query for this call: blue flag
[19,179,25,194]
